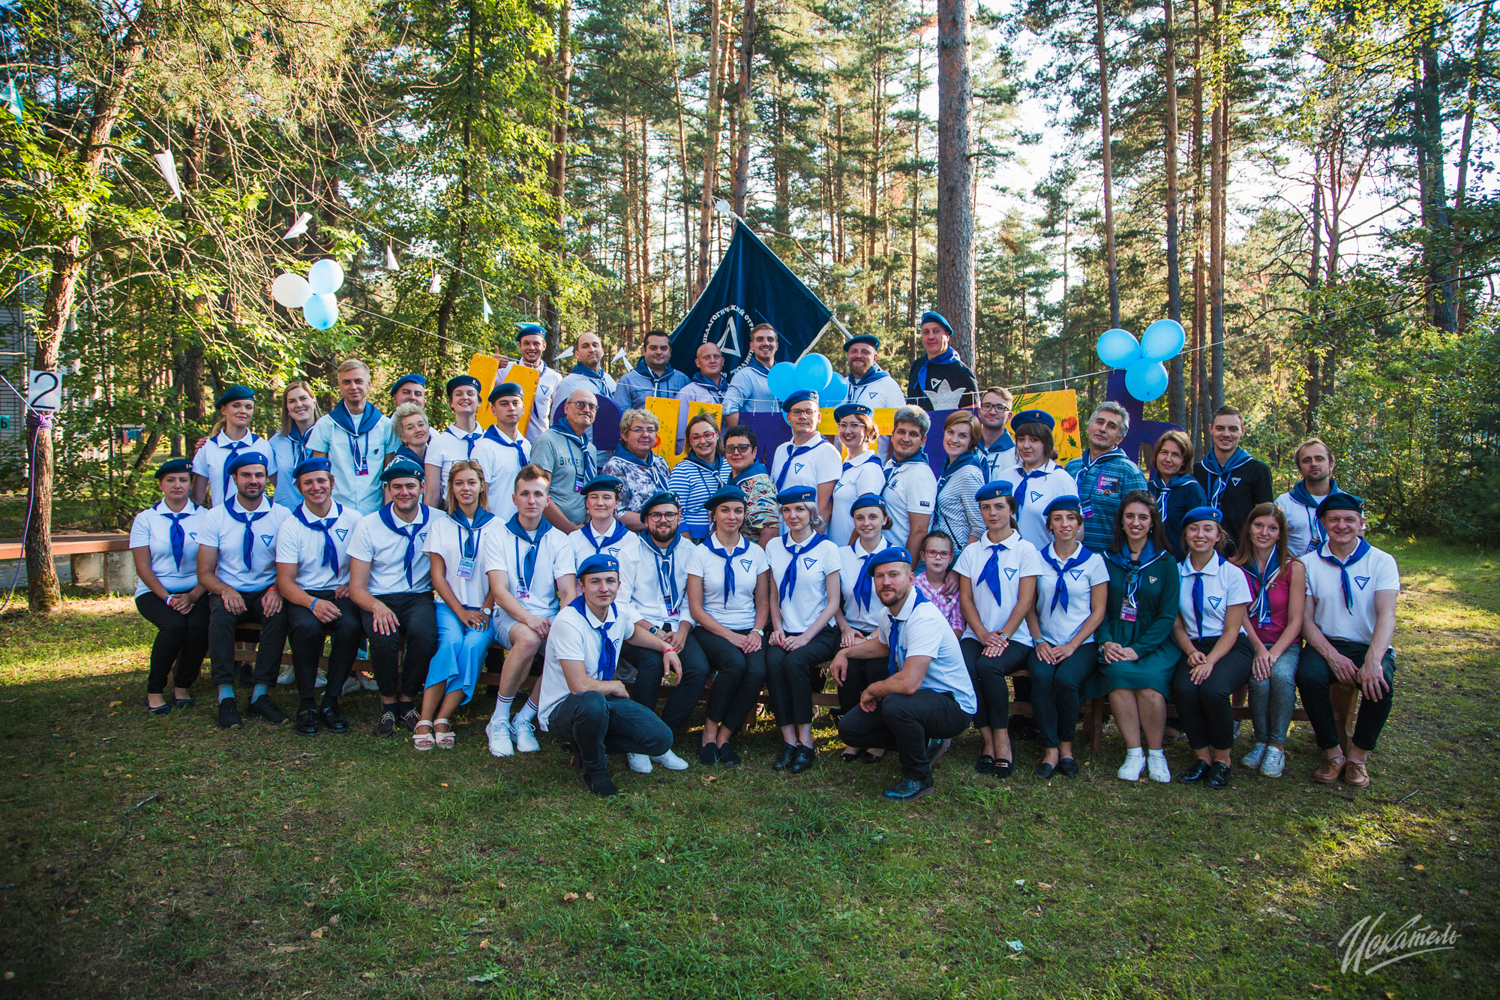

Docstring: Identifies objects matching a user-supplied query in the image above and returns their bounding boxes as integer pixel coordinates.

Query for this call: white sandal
[413,719,436,751]
[435,717,455,750]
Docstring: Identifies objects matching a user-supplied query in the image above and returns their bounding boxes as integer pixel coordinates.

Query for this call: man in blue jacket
[613,329,689,411]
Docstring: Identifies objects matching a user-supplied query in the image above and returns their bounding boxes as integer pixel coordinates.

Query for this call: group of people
[129,315,1399,800]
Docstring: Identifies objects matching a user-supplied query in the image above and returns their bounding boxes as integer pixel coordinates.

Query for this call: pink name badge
[1121,600,1138,623]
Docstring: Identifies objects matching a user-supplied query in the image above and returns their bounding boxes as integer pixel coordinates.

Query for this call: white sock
[513,700,538,726]
[1147,749,1166,760]
[1125,747,1145,760]
[490,694,513,725]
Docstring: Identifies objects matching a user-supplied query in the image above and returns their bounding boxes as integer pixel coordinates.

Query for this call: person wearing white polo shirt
[424,374,486,507]
[1297,492,1399,789]
[196,450,293,730]
[1022,496,1107,780]
[473,381,530,524]
[770,389,841,528]
[565,475,642,613]
[308,359,391,515]
[999,409,1080,550]
[1275,437,1343,556]
[536,553,683,797]
[833,493,892,762]
[764,485,843,774]
[832,547,977,801]
[191,385,275,508]
[274,457,363,737]
[1170,506,1255,789]
[131,459,208,714]
[955,481,1043,779]
[880,407,937,555]
[830,403,886,546]
[347,459,441,738]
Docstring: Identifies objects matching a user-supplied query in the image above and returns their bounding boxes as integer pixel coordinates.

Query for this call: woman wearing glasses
[667,412,731,541]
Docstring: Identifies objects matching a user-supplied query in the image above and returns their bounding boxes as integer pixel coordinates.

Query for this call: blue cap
[380,458,426,484]
[1044,495,1082,518]
[155,458,191,480]
[390,373,426,396]
[576,553,621,579]
[1182,505,1223,528]
[834,402,873,422]
[851,493,886,514]
[976,480,1014,503]
[867,546,913,574]
[293,457,333,480]
[581,474,622,496]
[781,389,818,413]
[640,491,681,516]
[225,451,270,477]
[919,311,953,336]
[704,485,747,511]
[488,380,524,403]
[516,322,547,341]
[1317,492,1364,518]
[215,385,255,409]
[776,485,817,506]
[1010,409,1055,432]
[844,334,880,351]
[446,374,482,397]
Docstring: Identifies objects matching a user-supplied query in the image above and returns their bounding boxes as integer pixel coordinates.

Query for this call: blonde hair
[619,407,660,436]
[336,358,371,378]
[445,460,489,514]
[280,380,324,435]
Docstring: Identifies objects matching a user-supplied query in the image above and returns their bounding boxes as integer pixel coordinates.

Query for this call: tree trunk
[1453,1,1490,332]
[663,0,694,292]
[1190,0,1208,454]
[543,2,572,353]
[1164,0,1184,424]
[696,0,724,298]
[732,0,755,215]
[1418,25,1454,331]
[1096,0,1120,329]
[935,0,976,360]
[1304,149,1324,432]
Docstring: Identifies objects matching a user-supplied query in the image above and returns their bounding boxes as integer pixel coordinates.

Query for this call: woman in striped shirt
[667,412,730,542]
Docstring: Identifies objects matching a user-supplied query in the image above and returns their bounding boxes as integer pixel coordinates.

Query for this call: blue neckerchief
[775,437,829,491]
[976,534,1012,605]
[504,515,550,593]
[912,347,959,398]
[294,502,345,577]
[224,494,271,571]
[394,444,425,466]
[583,518,630,554]
[1041,543,1092,614]
[777,531,827,604]
[704,531,750,607]
[1243,547,1281,626]
[569,363,607,389]
[283,424,313,469]
[155,501,195,570]
[1149,472,1198,520]
[483,425,529,467]
[632,358,676,391]
[444,423,482,460]
[1105,542,1164,609]
[882,451,929,493]
[1182,552,1224,640]
[848,363,888,389]
[934,452,983,508]
[849,541,878,614]
[729,461,768,489]
[1200,447,1254,509]
[1317,539,1372,613]
[641,533,683,615]
[612,445,670,493]
[551,417,597,488]
[888,589,931,676]
[843,451,880,475]
[1012,463,1050,509]
[1077,447,1129,477]
[741,357,772,378]
[450,505,496,561]
[378,502,430,588]
[978,431,1014,457]
[690,372,729,399]
[569,596,618,680]
[329,401,383,475]
[214,432,253,501]
[1289,479,1340,552]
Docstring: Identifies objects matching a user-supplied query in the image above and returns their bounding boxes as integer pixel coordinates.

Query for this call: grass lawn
[0,537,1495,999]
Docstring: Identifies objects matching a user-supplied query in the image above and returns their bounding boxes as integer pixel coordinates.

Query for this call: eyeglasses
[979,403,1010,413]
[569,401,597,411]
[724,442,754,454]
[689,431,718,443]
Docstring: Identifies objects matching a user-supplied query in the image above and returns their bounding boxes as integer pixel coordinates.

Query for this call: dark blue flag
[670,218,845,374]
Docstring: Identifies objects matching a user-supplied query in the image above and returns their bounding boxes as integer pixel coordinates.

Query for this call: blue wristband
[310,598,318,611]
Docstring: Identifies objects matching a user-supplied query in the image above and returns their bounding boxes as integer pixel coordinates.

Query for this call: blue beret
[576,553,621,579]
[1044,495,1082,518]
[1010,409,1055,432]
[155,458,191,480]
[488,380,524,403]
[581,474,622,496]
[225,451,270,477]
[1317,492,1364,518]
[781,389,818,413]
[704,485,747,511]
[215,385,255,409]
[844,334,880,351]
[293,457,333,480]
[516,322,548,341]
[834,402,873,422]
[867,546,913,574]
[640,491,681,516]
[380,458,426,484]
[976,480,1014,503]
[851,493,886,514]
[446,374,482,397]
[1182,505,1222,528]
[390,374,426,396]
[919,311,953,336]
[776,485,817,506]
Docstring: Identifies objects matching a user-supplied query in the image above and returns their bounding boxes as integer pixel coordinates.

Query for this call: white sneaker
[486,721,514,757]
[277,666,295,686]
[341,677,361,696]
[1260,745,1286,778]
[1147,754,1171,783]
[314,671,327,690]
[1117,753,1146,781]
[359,672,380,691]
[512,720,541,753]
[1241,742,1268,769]
[627,753,653,774]
[651,749,689,771]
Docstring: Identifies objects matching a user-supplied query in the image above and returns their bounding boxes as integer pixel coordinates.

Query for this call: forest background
[5,0,1500,572]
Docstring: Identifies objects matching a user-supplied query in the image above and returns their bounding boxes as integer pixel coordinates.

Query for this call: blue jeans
[1247,645,1300,744]
[425,604,493,705]
[548,691,673,775]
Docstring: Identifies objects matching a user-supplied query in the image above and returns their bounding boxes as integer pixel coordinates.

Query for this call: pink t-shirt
[1241,563,1295,646]
[915,573,965,636]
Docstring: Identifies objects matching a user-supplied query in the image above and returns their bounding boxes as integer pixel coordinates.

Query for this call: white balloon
[271,272,311,309]
[307,258,345,296]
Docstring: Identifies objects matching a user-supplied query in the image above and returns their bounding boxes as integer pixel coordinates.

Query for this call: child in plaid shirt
[915,531,965,636]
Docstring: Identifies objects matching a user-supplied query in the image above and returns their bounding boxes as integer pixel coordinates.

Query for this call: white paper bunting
[283,212,312,240]
[153,150,181,201]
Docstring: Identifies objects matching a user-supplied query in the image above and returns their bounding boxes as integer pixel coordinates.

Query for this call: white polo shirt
[130,500,206,598]
[423,512,503,609]
[686,535,770,631]
[424,424,487,502]
[491,519,576,619]
[878,588,978,715]
[1177,552,1252,640]
[1276,490,1331,556]
[568,520,641,613]
[839,539,887,633]
[829,452,886,546]
[1033,543,1109,646]
[307,410,392,515]
[881,456,938,546]
[953,531,1043,645]
[473,427,529,523]
[767,533,841,635]
[346,504,438,595]
[1302,542,1400,645]
[999,462,1080,551]
[633,534,697,629]
[537,599,644,731]
[191,431,275,509]
[275,502,362,592]
[771,436,842,493]
[198,495,291,593]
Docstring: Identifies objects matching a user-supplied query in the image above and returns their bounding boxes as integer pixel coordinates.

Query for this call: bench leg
[1330,682,1360,760]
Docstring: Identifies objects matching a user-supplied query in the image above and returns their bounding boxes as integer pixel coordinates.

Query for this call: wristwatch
[647,625,660,635]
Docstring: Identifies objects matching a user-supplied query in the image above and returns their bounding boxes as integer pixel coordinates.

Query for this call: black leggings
[764,626,841,727]
[696,628,766,734]
[1172,635,1254,751]
[960,638,1032,730]
[1027,644,1098,748]
[136,592,210,693]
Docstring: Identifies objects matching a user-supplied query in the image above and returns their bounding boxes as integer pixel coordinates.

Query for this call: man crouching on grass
[832,547,976,801]
[533,554,686,797]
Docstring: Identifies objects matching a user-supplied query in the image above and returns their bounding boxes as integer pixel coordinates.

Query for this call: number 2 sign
[28,370,62,411]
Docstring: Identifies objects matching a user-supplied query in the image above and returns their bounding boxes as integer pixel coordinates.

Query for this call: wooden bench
[0,534,136,594]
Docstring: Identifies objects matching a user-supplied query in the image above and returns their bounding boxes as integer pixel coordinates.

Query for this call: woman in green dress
[1090,489,1182,784]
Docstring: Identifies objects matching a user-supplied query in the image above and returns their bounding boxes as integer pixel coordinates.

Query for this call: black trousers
[1172,635,1255,751]
[696,628,766,733]
[208,589,288,688]
[624,631,711,734]
[286,591,364,703]
[764,626,842,727]
[136,592,210,693]
[548,691,672,775]
[960,638,1033,730]
[362,592,439,702]
[1297,639,1396,752]
[1027,644,1098,748]
[838,656,889,714]
[837,689,971,782]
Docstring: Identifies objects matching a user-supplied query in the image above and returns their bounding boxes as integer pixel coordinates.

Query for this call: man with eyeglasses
[975,387,1017,483]
[531,388,600,532]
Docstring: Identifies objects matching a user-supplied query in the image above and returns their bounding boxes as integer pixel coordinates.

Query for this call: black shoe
[993,758,1013,780]
[698,743,720,766]
[1207,761,1232,789]
[582,771,619,797]
[399,709,421,733]
[788,744,816,774]
[1034,761,1055,780]
[926,737,950,768]
[174,697,194,709]
[217,699,242,730]
[717,744,742,767]
[771,742,798,772]
[374,710,396,738]
[248,695,288,726]
[974,754,996,774]
[1180,759,1212,783]
[295,709,319,737]
[1059,757,1079,778]
[882,777,936,801]
[143,697,171,716]
[320,706,348,734]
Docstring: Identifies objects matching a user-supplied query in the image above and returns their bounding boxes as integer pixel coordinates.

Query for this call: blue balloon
[303,293,339,330]
[821,371,848,407]
[1124,359,1169,401]
[1096,328,1142,368]
[767,361,800,401]
[795,352,833,392]
[1141,319,1186,362]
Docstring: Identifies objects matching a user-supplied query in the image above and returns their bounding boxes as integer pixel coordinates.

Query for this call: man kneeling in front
[535,554,686,796]
[832,547,976,801]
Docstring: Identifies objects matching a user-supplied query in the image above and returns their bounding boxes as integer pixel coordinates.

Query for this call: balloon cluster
[1095,320,1186,401]
[766,353,848,407]
[271,259,346,331]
